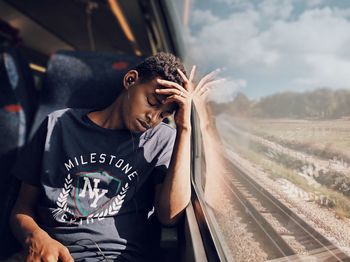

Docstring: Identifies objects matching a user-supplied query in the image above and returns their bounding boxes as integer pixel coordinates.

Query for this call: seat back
[0,46,38,258]
[1,50,144,259]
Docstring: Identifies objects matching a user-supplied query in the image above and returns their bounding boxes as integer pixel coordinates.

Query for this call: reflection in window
[167,0,350,261]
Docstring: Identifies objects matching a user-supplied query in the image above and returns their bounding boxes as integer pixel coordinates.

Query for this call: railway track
[222,155,350,261]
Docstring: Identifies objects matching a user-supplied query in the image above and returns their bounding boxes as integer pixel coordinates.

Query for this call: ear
[123,70,139,90]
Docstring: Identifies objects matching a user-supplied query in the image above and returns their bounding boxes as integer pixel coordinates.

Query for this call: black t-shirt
[12,108,177,261]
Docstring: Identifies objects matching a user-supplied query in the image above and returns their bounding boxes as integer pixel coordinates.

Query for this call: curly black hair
[133,52,187,87]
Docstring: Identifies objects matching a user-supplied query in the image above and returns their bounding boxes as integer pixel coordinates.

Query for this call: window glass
[167,0,350,261]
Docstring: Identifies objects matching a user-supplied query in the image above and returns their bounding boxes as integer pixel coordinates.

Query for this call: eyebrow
[153,92,163,104]
[152,93,174,114]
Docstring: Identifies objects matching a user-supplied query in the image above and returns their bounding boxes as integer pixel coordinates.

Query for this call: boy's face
[121,73,178,133]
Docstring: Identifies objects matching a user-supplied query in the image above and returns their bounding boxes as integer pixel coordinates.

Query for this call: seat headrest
[30,50,144,137]
[41,50,145,109]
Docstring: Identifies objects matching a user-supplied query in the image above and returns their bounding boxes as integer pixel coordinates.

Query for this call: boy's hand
[155,65,197,130]
[155,66,225,130]
[24,229,73,262]
[191,67,226,129]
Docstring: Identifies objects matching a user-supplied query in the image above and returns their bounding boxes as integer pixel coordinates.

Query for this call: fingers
[200,78,226,90]
[196,69,221,91]
[27,254,57,262]
[59,246,74,262]
[189,65,196,82]
[45,255,58,262]
[155,88,189,97]
[156,79,186,92]
[26,249,41,262]
[162,93,188,105]
[198,78,226,96]
[177,66,196,92]
[176,68,188,85]
[26,254,40,262]
[207,78,226,85]
[195,68,222,92]
[25,247,71,262]
[176,65,196,83]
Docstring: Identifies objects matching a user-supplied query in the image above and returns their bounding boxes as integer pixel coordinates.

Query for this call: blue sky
[174,0,350,102]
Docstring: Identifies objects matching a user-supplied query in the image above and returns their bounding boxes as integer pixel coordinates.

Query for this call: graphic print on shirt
[52,153,140,225]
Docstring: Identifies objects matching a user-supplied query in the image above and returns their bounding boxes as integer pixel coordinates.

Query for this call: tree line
[211,88,350,119]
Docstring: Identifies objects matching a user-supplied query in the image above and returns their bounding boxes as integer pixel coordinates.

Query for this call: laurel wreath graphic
[52,173,129,222]
[92,183,129,219]
[52,173,73,219]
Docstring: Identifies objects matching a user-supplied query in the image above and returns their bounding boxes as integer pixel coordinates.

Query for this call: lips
[138,119,150,130]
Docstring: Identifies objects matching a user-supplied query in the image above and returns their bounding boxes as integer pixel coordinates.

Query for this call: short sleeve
[11,117,48,187]
[152,129,176,185]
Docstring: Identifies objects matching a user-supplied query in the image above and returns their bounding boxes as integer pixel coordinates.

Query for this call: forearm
[156,127,191,225]
[200,115,232,208]
[198,104,226,167]
[10,207,73,261]
[10,207,47,248]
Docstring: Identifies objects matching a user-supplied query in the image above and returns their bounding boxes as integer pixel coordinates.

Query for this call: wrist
[176,125,192,132]
[24,228,48,247]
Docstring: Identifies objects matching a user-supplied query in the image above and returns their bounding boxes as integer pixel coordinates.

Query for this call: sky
[172,0,350,103]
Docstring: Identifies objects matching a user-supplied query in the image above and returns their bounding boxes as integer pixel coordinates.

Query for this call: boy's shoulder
[46,108,68,121]
[46,107,87,123]
[155,121,176,132]
[142,121,176,142]
[47,107,79,119]
[41,108,87,134]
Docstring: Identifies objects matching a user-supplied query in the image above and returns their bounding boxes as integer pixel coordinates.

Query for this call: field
[228,117,350,164]
[216,113,350,217]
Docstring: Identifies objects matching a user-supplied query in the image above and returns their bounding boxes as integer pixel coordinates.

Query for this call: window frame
[190,105,231,262]
[154,1,231,260]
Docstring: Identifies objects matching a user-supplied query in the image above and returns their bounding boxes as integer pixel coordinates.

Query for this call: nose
[146,110,160,127]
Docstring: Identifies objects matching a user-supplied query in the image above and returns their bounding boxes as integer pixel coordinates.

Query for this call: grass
[226,132,350,218]
[230,117,350,164]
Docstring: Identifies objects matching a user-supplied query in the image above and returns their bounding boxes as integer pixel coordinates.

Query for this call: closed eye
[147,97,157,107]
[147,95,172,118]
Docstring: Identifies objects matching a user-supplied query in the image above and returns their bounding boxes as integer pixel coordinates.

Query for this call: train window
[167,0,350,261]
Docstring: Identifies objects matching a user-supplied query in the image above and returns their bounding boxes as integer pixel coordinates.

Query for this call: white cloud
[212,0,255,10]
[186,1,350,100]
[213,0,248,5]
[258,0,294,20]
[191,9,220,26]
[306,0,325,7]
[294,54,350,88]
[333,7,350,19]
[207,78,247,103]
[260,7,350,55]
[188,9,279,68]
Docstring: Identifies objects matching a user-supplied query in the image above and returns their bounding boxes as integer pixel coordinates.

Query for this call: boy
[10,52,195,261]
